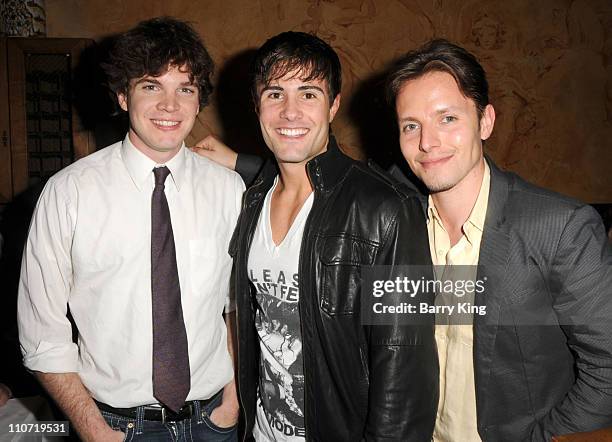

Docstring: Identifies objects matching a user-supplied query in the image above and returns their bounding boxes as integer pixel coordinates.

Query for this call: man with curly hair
[17,17,243,441]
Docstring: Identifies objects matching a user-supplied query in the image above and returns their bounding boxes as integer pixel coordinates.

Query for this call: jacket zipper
[359,347,370,379]
[296,163,324,441]
[298,213,312,440]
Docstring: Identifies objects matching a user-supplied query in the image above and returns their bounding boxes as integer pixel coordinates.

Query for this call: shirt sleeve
[17,176,79,373]
[224,173,245,314]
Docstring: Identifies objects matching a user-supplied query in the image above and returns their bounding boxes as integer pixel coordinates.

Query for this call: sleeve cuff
[22,341,79,373]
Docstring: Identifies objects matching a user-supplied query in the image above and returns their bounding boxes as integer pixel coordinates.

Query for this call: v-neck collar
[263,177,314,253]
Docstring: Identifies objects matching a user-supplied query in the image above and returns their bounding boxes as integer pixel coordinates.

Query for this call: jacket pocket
[319,235,377,315]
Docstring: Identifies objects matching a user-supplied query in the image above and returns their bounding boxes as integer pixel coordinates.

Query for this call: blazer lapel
[388,158,513,426]
[474,158,512,426]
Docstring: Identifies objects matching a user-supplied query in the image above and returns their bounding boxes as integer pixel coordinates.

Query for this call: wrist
[82,422,118,442]
[220,393,239,410]
[0,383,12,399]
[222,398,239,411]
[77,409,115,442]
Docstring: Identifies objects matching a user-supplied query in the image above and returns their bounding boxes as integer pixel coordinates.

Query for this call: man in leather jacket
[222,32,438,441]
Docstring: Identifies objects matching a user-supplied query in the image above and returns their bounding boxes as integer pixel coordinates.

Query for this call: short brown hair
[250,31,341,106]
[104,17,214,108]
[387,39,489,118]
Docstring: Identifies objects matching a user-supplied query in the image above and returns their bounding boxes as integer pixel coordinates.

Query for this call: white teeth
[278,128,308,137]
[152,120,179,127]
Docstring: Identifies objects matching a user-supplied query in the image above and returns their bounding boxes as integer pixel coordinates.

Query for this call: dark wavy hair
[103,17,214,108]
[250,31,341,107]
[386,39,489,119]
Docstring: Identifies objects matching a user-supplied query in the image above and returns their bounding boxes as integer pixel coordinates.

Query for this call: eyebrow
[261,85,283,93]
[261,85,325,94]
[298,85,325,93]
[433,106,460,115]
[133,78,195,87]
[398,106,462,122]
[134,78,160,86]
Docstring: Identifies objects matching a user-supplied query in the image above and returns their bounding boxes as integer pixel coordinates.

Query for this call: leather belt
[95,390,222,423]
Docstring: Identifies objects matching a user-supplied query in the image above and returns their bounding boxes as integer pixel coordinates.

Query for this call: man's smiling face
[118,64,200,162]
[395,70,494,194]
[257,69,340,167]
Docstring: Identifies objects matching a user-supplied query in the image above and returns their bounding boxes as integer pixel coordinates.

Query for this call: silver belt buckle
[160,403,193,424]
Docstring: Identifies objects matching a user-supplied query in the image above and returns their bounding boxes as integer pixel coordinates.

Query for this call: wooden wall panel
[45,0,612,202]
[0,39,12,204]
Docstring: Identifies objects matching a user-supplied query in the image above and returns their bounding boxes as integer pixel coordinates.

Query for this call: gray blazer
[395,158,612,441]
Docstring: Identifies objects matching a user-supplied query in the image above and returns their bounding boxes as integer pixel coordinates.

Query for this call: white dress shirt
[18,136,245,407]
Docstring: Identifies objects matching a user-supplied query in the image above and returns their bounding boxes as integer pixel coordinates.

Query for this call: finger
[193,138,211,149]
[194,134,219,149]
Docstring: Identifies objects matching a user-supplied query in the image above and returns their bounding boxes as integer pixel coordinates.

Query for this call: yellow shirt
[428,162,490,442]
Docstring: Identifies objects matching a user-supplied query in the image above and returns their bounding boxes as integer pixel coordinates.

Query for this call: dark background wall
[46,0,612,202]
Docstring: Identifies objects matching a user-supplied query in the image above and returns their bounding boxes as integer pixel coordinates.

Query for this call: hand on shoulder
[191,135,238,171]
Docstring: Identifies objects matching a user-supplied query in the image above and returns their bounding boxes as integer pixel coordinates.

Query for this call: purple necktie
[151,166,190,412]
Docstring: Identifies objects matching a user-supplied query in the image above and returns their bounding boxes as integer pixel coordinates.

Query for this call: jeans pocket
[100,412,133,441]
[201,401,237,434]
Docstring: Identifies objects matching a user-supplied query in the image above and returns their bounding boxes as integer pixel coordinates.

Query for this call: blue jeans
[100,393,238,441]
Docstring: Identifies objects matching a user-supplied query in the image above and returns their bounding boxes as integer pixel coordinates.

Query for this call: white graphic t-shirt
[249,178,313,441]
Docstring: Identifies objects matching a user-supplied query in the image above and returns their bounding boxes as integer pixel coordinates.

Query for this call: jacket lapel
[389,157,513,429]
[473,158,512,426]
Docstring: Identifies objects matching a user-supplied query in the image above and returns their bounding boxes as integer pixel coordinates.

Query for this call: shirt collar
[467,161,490,235]
[121,134,186,191]
[427,199,442,227]
[427,160,491,245]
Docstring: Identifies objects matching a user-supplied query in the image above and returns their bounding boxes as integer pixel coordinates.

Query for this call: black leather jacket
[230,137,438,441]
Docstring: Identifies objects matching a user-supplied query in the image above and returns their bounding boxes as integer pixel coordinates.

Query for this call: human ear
[480,104,495,140]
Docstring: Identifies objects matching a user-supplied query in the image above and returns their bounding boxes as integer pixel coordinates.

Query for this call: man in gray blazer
[386,39,612,441]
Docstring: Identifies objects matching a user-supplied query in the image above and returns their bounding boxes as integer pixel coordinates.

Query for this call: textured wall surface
[46,0,612,202]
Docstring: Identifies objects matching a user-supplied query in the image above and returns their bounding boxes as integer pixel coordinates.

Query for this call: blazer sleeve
[532,204,612,440]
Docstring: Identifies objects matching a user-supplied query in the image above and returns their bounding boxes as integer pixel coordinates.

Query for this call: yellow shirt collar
[427,161,490,246]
